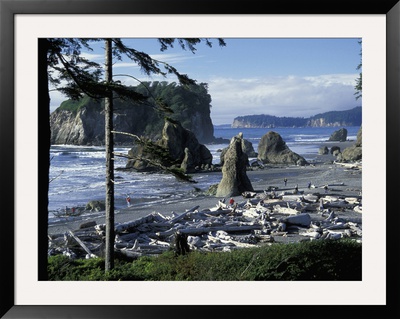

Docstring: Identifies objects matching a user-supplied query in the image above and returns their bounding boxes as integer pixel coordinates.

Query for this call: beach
[48,142,362,239]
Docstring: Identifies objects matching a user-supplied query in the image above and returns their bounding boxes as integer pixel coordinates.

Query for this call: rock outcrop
[330,146,341,156]
[216,135,254,197]
[220,133,257,166]
[50,107,105,146]
[318,146,329,155]
[257,131,308,166]
[340,126,362,161]
[126,119,212,173]
[328,128,348,142]
[50,96,215,145]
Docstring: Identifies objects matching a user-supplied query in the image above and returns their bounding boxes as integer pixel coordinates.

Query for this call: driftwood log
[49,182,362,259]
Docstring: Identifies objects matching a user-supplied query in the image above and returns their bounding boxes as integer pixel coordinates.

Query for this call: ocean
[48,126,360,222]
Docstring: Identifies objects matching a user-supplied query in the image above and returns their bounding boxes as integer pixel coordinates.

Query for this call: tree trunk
[104,39,115,271]
[38,38,50,280]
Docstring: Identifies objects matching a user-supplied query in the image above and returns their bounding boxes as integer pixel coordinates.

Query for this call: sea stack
[216,135,254,197]
[257,131,308,166]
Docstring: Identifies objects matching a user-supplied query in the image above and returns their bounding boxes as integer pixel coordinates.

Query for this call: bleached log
[115,214,155,233]
[323,222,349,230]
[243,208,260,218]
[336,217,362,224]
[345,197,360,205]
[322,196,341,202]
[299,231,321,239]
[177,224,263,236]
[207,234,257,248]
[242,199,262,208]
[281,213,311,227]
[214,230,232,240]
[273,204,298,215]
[282,195,304,202]
[242,191,257,198]
[149,239,170,247]
[256,202,269,214]
[115,242,135,249]
[67,230,95,257]
[97,214,156,233]
[155,224,186,237]
[262,199,285,205]
[324,232,342,240]
[302,194,319,203]
[354,205,362,213]
[334,161,362,169]
[348,223,362,236]
[187,236,205,248]
[168,205,200,224]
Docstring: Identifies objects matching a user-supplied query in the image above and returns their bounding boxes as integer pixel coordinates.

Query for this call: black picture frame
[1,0,399,318]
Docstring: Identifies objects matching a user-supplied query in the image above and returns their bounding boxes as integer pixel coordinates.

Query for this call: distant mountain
[231,106,362,128]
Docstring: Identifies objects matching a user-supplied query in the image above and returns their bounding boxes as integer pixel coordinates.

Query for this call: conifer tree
[39,38,226,274]
[354,40,362,100]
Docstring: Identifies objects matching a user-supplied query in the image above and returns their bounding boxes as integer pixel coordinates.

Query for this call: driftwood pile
[48,186,362,260]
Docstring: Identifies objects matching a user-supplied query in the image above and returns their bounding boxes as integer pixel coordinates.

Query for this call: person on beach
[229,197,235,206]
[126,194,131,207]
[284,178,288,186]
[308,181,312,189]
[324,185,328,193]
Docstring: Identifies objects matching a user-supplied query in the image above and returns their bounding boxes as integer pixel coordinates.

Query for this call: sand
[48,144,362,237]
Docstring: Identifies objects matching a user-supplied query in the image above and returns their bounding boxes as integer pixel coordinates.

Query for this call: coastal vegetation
[54,81,214,143]
[48,239,361,281]
[41,38,226,274]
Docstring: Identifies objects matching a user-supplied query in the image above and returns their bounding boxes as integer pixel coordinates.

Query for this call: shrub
[48,239,361,281]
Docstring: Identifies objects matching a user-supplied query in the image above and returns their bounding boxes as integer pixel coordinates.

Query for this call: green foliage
[354,40,362,100]
[48,239,362,281]
[55,81,212,139]
[58,95,100,113]
[234,114,308,127]
[234,107,362,128]
[310,106,362,126]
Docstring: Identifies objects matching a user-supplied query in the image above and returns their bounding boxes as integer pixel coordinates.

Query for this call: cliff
[50,82,215,145]
[232,106,361,128]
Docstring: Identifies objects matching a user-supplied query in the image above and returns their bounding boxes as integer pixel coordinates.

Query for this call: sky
[49,38,362,125]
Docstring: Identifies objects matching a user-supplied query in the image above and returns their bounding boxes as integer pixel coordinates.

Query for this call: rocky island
[231,106,361,128]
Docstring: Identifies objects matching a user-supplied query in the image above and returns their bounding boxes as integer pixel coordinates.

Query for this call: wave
[48,126,361,214]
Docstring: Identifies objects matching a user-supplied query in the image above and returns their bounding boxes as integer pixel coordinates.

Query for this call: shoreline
[48,144,362,237]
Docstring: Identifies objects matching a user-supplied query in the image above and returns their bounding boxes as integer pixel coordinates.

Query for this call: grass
[48,239,362,281]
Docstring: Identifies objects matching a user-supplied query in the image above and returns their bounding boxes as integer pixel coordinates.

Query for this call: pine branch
[112,131,196,183]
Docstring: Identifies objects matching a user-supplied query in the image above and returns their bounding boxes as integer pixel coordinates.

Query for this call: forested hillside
[51,81,215,145]
[232,106,361,128]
